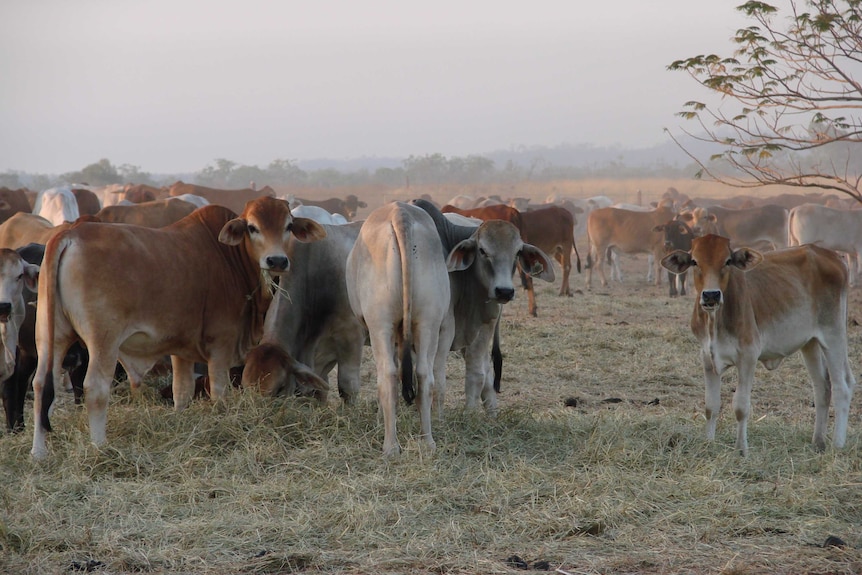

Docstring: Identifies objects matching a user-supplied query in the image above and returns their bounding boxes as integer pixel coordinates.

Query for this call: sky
[1,0,751,174]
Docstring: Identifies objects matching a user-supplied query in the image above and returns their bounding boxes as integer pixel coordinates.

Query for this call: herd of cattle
[0,182,857,458]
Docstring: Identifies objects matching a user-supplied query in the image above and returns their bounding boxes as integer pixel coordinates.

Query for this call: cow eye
[247,223,259,235]
[479,247,488,258]
[17,273,23,281]
[285,222,293,233]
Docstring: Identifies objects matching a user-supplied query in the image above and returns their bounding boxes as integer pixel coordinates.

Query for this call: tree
[61,158,122,186]
[668,0,862,201]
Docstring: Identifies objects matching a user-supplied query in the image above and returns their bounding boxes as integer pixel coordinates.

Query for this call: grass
[1,179,861,574]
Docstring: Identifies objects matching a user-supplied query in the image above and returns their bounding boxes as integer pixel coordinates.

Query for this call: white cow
[346,202,451,457]
[33,187,80,226]
[291,204,349,225]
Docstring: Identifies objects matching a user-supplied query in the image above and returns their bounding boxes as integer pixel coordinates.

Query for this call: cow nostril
[265,256,289,271]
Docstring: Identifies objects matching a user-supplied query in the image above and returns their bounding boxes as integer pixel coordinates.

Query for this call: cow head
[661,234,763,312]
[679,207,718,236]
[446,220,555,303]
[653,218,695,254]
[218,196,327,274]
[344,194,367,220]
[242,342,329,400]
[0,249,38,323]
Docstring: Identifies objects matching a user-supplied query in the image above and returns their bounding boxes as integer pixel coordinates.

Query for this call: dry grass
[2,179,861,574]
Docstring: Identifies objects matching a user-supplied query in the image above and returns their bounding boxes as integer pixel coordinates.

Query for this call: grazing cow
[346,202,451,456]
[661,234,855,455]
[518,205,581,316]
[0,248,39,431]
[29,196,328,458]
[243,222,365,402]
[679,204,788,250]
[0,187,33,224]
[291,195,367,221]
[95,198,199,228]
[413,199,555,415]
[168,181,275,215]
[71,188,102,216]
[33,187,80,226]
[653,218,695,297]
[788,203,862,285]
[585,205,676,288]
[290,204,350,225]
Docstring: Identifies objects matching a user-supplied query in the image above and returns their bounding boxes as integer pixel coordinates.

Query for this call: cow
[124,183,169,204]
[584,205,676,289]
[0,187,33,224]
[679,204,789,250]
[661,234,856,456]
[346,202,451,457]
[0,248,40,431]
[290,204,350,225]
[518,205,581,316]
[29,196,329,458]
[788,203,862,285]
[168,181,274,215]
[653,218,695,297]
[242,221,365,403]
[95,198,199,228]
[413,199,555,417]
[291,195,367,221]
[0,213,103,250]
[71,188,102,216]
[33,187,80,226]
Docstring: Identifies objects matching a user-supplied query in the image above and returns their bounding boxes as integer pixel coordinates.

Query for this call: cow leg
[609,249,621,283]
[646,253,655,283]
[464,323,498,416]
[702,353,722,443]
[522,272,538,317]
[557,250,571,297]
[82,348,120,447]
[170,356,197,411]
[732,358,756,456]
[800,342,831,451]
[4,348,34,432]
[31,351,66,459]
[413,329,439,452]
[369,327,400,457]
[205,357,233,402]
[679,269,687,296]
[812,341,856,449]
[433,319,455,417]
[666,271,678,297]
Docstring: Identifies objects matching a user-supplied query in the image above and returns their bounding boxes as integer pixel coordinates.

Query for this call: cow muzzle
[700,289,723,311]
[494,286,515,303]
[263,255,290,273]
[0,302,12,323]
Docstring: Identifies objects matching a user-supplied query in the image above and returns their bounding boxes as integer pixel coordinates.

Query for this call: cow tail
[572,240,582,273]
[395,211,416,405]
[492,314,503,393]
[585,229,593,269]
[39,236,69,433]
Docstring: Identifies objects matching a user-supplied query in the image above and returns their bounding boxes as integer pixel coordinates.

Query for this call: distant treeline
[0,144,704,191]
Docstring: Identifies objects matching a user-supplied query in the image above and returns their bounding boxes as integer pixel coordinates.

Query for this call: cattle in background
[0,248,39,431]
[788,203,862,285]
[243,222,365,402]
[661,234,855,455]
[71,188,102,216]
[33,187,80,226]
[168,181,275,215]
[447,195,478,209]
[124,183,169,204]
[518,205,581,316]
[290,195,367,221]
[346,202,451,456]
[545,194,613,240]
[679,204,788,250]
[0,213,101,250]
[653,218,695,296]
[585,205,676,289]
[169,193,210,209]
[95,198,198,228]
[291,204,350,225]
[413,199,554,417]
[29,196,328,458]
[0,187,33,224]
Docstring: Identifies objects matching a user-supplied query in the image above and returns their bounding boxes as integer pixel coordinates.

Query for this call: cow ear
[661,250,693,274]
[290,217,327,242]
[652,224,666,233]
[678,212,693,222]
[23,263,39,292]
[707,214,717,223]
[446,238,477,271]
[519,245,555,282]
[730,248,763,270]
[218,218,247,245]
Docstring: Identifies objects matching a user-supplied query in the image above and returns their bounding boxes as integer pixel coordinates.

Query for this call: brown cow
[518,205,581,316]
[95,198,198,228]
[292,194,368,221]
[71,188,102,216]
[585,205,677,289]
[0,187,33,224]
[0,213,100,249]
[124,183,169,204]
[30,196,329,458]
[169,181,274,214]
[662,235,855,455]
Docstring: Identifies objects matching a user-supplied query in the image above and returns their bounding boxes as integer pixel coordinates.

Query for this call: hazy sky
[1,0,750,174]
